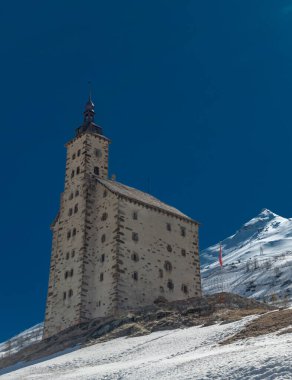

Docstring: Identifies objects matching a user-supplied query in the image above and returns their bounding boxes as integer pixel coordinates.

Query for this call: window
[166,223,171,231]
[160,286,164,293]
[71,170,75,178]
[68,289,73,297]
[101,212,108,221]
[70,269,74,277]
[101,254,105,263]
[181,284,188,294]
[132,232,139,242]
[74,204,78,213]
[95,148,102,158]
[132,271,138,281]
[167,280,174,290]
[63,292,67,300]
[100,273,104,281]
[167,244,172,252]
[77,149,81,157]
[164,261,172,272]
[66,252,70,260]
[67,231,71,240]
[68,208,73,216]
[103,190,107,198]
[181,227,186,237]
[71,250,75,258]
[131,252,139,262]
[159,269,163,278]
[72,228,76,236]
[75,190,79,197]
[94,166,100,175]
[133,211,138,220]
[72,153,76,160]
[76,166,80,175]
[181,249,186,257]
[65,271,68,279]
[101,234,106,243]
[69,192,74,200]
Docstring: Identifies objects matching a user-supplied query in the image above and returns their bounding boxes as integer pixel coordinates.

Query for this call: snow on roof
[97,178,197,223]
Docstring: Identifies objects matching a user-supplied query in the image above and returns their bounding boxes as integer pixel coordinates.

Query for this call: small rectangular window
[77,149,81,157]
[101,254,105,263]
[94,166,100,175]
[132,232,139,242]
[133,211,138,220]
[100,273,104,281]
[181,227,186,237]
[166,223,171,231]
[76,166,80,175]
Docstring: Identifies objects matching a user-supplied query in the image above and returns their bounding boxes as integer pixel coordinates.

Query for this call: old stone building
[43,97,201,339]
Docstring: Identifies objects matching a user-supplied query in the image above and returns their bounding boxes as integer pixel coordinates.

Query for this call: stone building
[43,97,201,339]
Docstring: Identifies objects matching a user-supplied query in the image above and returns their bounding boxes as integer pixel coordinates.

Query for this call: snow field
[1,315,292,380]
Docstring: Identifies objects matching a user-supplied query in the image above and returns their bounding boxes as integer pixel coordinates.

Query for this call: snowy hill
[1,313,292,380]
[0,324,43,360]
[201,208,292,302]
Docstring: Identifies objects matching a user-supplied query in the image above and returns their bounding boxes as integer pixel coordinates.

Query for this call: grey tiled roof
[98,178,196,223]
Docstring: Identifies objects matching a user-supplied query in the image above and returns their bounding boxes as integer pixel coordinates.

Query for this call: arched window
[167,244,172,252]
[132,271,138,281]
[101,234,106,243]
[76,166,80,175]
[167,280,174,290]
[65,271,68,279]
[164,261,172,272]
[77,149,81,157]
[74,204,78,213]
[72,228,76,236]
[101,254,105,263]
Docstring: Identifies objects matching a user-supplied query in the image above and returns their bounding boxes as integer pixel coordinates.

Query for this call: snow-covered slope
[1,314,292,380]
[201,209,292,302]
[0,324,43,359]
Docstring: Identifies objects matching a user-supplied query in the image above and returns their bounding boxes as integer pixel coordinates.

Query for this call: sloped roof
[97,178,197,223]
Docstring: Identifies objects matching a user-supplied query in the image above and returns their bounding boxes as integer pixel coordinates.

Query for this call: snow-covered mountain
[0,324,43,359]
[201,208,292,302]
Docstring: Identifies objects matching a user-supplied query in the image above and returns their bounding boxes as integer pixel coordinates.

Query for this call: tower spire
[75,84,103,137]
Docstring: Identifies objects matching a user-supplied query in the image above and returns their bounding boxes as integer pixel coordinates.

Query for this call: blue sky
[1,0,292,341]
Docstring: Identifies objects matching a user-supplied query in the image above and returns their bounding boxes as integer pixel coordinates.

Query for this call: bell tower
[43,95,111,338]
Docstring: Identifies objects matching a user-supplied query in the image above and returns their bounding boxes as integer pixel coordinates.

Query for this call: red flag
[219,243,223,267]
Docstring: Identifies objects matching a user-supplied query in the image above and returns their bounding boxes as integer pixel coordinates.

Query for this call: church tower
[44,96,201,339]
[43,97,113,338]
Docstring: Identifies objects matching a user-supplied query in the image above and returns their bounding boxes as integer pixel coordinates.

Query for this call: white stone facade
[43,100,201,339]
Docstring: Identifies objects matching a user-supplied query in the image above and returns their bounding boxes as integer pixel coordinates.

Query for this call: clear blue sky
[1,0,292,341]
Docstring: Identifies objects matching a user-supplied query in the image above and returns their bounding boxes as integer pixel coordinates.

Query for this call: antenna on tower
[88,81,92,100]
